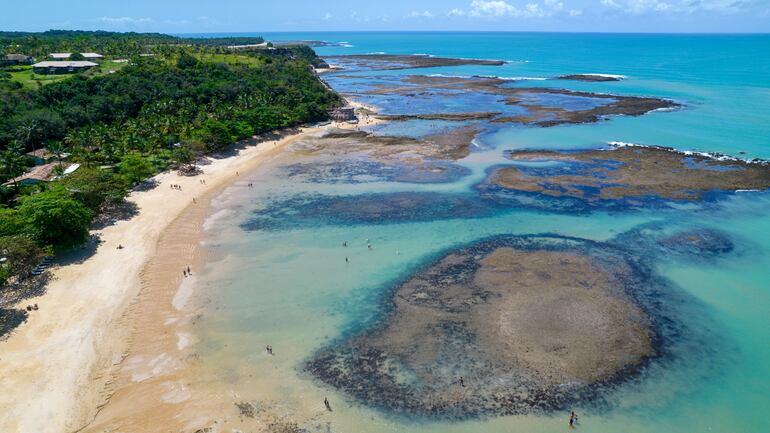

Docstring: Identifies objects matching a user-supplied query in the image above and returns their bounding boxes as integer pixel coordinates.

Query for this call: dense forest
[0,30,265,58]
[0,31,340,288]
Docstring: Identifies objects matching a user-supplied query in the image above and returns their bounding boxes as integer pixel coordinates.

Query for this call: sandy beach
[0,125,326,432]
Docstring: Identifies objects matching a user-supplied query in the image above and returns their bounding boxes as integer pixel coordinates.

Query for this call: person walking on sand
[187,266,191,274]
[569,411,576,428]
[459,376,465,387]
[324,397,332,411]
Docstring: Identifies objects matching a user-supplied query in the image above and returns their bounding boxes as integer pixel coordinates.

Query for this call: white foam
[578,73,627,79]
[176,332,194,350]
[203,208,234,231]
[172,276,195,311]
[607,141,769,166]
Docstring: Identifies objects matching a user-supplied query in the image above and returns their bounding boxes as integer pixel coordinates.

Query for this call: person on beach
[324,397,332,411]
[459,376,465,387]
[187,266,191,274]
[345,256,349,263]
[183,270,187,277]
[266,345,273,355]
[342,241,347,247]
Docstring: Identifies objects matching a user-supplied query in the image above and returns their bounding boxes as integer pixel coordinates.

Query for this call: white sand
[0,127,322,433]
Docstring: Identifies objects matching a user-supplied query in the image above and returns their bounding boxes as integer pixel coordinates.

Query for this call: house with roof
[2,162,80,187]
[1,54,33,66]
[32,61,98,74]
[48,52,104,60]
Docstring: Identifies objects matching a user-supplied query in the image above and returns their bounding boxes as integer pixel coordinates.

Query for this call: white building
[32,61,99,74]
[48,52,104,60]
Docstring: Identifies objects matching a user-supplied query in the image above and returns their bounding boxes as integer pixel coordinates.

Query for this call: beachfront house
[1,54,33,66]
[32,61,98,74]
[2,162,80,187]
[329,106,357,122]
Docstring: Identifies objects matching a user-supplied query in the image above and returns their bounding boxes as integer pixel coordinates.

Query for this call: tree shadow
[209,128,301,160]
[0,308,28,340]
[91,200,140,230]
[132,178,160,192]
[55,234,103,267]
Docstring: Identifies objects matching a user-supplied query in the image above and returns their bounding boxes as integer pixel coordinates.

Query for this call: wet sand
[0,121,368,432]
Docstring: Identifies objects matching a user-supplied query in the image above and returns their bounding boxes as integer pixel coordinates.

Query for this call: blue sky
[3,0,770,33]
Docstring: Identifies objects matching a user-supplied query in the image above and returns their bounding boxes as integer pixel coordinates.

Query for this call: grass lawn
[8,66,70,89]
[5,55,261,89]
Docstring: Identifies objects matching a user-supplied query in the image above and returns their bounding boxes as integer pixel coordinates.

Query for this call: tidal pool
[183,35,770,433]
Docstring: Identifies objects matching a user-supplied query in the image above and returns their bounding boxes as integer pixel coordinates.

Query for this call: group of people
[182,266,192,277]
[170,184,183,190]
[265,345,273,355]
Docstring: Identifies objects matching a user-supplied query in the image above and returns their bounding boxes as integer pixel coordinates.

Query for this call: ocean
[181,33,770,432]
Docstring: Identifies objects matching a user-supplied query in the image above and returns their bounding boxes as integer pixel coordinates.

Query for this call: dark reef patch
[613,223,736,262]
[280,158,471,184]
[324,55,506,71]
[366,75,679,127]
[304,235,705,419]
[242,192,500,231]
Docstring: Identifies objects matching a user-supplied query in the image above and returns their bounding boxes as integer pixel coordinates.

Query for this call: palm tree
[17,120,39,154]
[47,141,66,170]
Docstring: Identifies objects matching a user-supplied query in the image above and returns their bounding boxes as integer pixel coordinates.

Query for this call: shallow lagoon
[188,33,770,432]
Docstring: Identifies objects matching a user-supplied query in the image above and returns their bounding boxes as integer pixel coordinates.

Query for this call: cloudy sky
[3,0,769,33]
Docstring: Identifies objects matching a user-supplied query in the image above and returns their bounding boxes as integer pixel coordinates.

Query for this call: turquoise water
[189,33,770,432]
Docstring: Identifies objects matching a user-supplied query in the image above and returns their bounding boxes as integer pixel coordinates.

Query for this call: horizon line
[3,29,770,36]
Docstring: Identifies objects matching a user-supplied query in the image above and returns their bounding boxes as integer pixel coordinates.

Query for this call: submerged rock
[324,54,506,71]
[306,236,668,418]
[487,145,770,205]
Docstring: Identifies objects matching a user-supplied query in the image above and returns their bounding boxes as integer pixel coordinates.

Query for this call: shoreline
[0,124,328,432]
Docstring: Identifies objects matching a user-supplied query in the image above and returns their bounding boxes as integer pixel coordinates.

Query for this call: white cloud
[322,12,333,21]
[569,9,583,16]
[95,16,153,25]
[448,8,467,16]
[600,0,757,14]
[407,10,434,18]
[470,0,518,17]
[466,0,571,18]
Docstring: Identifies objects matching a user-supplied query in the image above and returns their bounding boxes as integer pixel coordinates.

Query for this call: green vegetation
[0,30,264,59]
[0,30,339,290]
